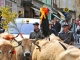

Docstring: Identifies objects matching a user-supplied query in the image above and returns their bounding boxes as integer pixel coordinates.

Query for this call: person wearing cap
[49,22,57,35]
[29,22,44,39]
[58,22,74,45]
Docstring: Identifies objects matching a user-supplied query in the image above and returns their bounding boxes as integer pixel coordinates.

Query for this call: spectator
[0,27,5,33]
[29,22,44,39]
[58,22,74,45]
[76,25,80,43]
[77,25,80,34]
[49,22,56,35]
[60,20,67,32]
[52,17,61,35]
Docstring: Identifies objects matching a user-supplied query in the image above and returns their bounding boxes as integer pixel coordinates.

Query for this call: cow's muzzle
[24,52,30,57]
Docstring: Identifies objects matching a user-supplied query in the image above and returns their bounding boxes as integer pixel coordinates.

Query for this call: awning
[31,7,39,12]
[52,13,62,21]
[57,11,65,20]
[31,7,40,15]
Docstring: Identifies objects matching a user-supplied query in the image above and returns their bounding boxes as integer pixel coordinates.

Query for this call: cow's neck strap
[59,42,67,50]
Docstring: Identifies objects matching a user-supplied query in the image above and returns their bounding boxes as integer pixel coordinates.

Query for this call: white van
[8,18,40,39]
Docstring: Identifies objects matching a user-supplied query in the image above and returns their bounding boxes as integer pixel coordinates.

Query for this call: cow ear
[30,39,37,43]
[18,41,22,46]
[36,41,39,45]
[13,41,22,48]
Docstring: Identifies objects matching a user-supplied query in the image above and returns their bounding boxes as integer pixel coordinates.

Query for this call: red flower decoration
[42,7,49,15]
[3,35,15,40]
[19,33,23,38]
[12,49,16,54]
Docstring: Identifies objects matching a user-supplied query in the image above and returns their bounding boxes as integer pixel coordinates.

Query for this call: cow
[32,38,80,60]
[0,32,64,60]
[58,46,80,60]
[49,34,62,42]
[0,32,34,60]
[15,38,36,60]
[16,34,62,60]
[32,40,69,60]
[0,40,17,60]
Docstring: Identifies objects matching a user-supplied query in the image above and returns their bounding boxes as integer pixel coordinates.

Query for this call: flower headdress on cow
[40,6,49,37]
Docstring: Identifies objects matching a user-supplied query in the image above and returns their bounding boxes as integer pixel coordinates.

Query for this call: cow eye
[9,50,12,54]
[0,50,2,54]
[30,43,32,47]
[22,46,24,48]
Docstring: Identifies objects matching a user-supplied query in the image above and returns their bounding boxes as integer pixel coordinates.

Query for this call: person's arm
[58,23,61,32]
[52,29,57,36]
[71,32,74,45]
[39,31,45,39]
[58,33,61,39]
[29,32,32,39]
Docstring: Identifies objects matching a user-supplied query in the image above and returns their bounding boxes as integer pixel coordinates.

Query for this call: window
[42,0,47,3]
[47,0,51,5]
[68,0,72,10]
[56,0,59,7]
[62,0,66,8]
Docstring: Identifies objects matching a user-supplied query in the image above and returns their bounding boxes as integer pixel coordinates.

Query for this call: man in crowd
[29,22,44,39]
[51,17,61,35]
[49,22,56,35]
[58,22,74,45]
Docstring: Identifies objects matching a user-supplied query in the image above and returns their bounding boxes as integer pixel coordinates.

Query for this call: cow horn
[15,33,24,39]
[30,39,41,48]
[35,43,41,49]
[59,42,67,50]
[12,38,22,47]
[31,41,41,49]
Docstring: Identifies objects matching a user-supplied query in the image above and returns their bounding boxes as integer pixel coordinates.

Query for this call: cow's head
[18,38,40,58]
[21,39,32,57]
[0,43,16,60]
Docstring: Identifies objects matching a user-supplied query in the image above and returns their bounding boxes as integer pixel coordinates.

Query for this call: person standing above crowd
[51,17,61,35]
[58,22,74,45]
[29,22,44,39]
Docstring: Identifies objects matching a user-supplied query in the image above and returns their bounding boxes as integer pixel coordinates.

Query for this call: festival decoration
[0,6,17,31]
[12,49,16,54]
[40,6,49,37]
[40,6,49,24]
[3,35,14,40]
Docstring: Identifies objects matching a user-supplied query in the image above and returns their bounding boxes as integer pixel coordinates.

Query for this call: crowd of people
[29,17,74,45]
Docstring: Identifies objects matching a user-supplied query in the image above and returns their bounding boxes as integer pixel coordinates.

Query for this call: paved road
[74,43,80,48]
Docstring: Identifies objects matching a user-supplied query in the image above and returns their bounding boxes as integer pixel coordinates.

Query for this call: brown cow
[14,33,65,60]
[0,41,16,60]
[16,38,35,60]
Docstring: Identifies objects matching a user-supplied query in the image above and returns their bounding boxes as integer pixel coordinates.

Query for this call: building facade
[0,0,24,18]
[76,0,80,18]
[53,0,76,21]
[53,0,80,19]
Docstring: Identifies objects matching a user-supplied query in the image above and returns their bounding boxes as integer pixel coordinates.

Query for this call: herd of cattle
[0,32,80,60]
